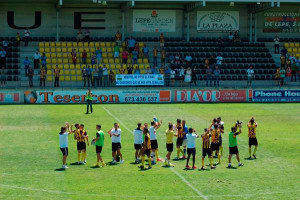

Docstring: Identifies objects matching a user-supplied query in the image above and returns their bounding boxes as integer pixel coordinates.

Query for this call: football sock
[253,146,257,155]
[155,150,159,160]
[81,152,86,162]
[202,159,204,167]
[218,153,221,164]
[220,146,223,156]
[148,158,152,167]
[249,147,252,157]
[183,148,186,155]
[141,156,145,167]
[96,161,99,166]
[102,161,105,167]
[177,148,180,158]
[209,157,213,167]
[180,149,184,156]
[78,153,81,162]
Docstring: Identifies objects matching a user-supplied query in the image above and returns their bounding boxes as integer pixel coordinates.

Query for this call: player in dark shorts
[228,124,243,168]
[248,117,258,159]
[210,123,221,164]
[165,123,175,167]
[201,128,215,170]
[140,128,152,170]
[175,119,185,160]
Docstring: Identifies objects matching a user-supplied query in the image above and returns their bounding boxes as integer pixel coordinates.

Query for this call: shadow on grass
[130,162,140,165]
[244,157,254,160]
[90,166,100,169]
[70,162,81,166]
[184,168,196,171]
[54,168,65,171]
[226,166,238,169]
[198,168,210,171]
[107,161,118,166]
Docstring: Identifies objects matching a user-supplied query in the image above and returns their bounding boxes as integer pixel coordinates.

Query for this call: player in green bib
[92,124,105,167]
[228,123,243,168]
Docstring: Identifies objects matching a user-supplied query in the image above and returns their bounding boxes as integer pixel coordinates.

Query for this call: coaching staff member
[86,89,93,114]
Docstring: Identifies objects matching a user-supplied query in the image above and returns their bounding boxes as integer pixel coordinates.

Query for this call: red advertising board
[174,90,247,102]
[0,92,20,104]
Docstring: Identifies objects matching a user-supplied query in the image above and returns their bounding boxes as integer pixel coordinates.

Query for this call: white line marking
[103,106,208,200]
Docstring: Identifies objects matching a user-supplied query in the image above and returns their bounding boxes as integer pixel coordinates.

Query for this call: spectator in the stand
[206,66,213,87]
[152,65,158,74]
[281,47,287,58]
[92,67,98,87]
[109,70,115,86]
[168,54,174,65]
[209,55,216,69]
[28,66,34,87]
[146,66,152,74]
[286,58,291,69]
[233,31,241,42]
[103,65,109,87]
[134,44,140,56]
[286,66,292,81]
[2,40,9,51]
[86,65,92,87]
[280,67,286,86]
[114,45,120,59]
[165,66,170,86]
[54,64,60,87]
[153,47,158,66]
[96,48,102,64]
[170,67,176,86]
[127,64,133,74]
[297,57,300,82]
[185,54,192,68]
[213,66,220,87]
[71,49,77,65]
[77,29,83,42]
[228,32,234,42]
[185,67,192,84]
[134,66,141,74]
[160,33,165,49]
[159,66,165,75]
[274,35,280,54]
[128,37,136,55]
[97,66,103,87]
[23,56,31,76]
[115,31,122,46]
[39,66,46,88]
[132,50,138,64]
[82,49,87,64]
[280,54,286,68]
[91,53,97,65]
[16,33,21,47]
[84,28,90,42]
[204,57,209,68]
[122,49,128,64]
[247,65,254,87]
[174,54,181,67]
[216,53,223,68]
[275,67,281,86]
[33,50,41,69]
[0,66,6,88]
[0,48,6,68]
[161,48,166,65]
[41,53,47,71]
[143,45,149,59]
[24,28,30,46]
[118,66,125,74]
[179,65,185,86]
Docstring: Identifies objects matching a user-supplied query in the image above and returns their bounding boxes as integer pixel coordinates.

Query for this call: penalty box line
[102,106,208,200]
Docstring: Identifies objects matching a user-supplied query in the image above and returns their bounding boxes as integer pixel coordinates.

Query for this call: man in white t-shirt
[247,66,254,87]
[185,128,199,169]
[59,123,73,169]
[134,123,143,163]
[108,123,124,164]
[149,118,162,164]
[216,53,223,68]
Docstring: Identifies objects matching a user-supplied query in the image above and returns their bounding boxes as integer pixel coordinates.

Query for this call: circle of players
[58,117,258,170]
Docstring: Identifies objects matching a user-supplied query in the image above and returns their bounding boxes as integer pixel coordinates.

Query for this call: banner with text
[174,89,246,102]
[24,90,171,104]
[197,11,239,32]
[133,10,176,32]
[251,90,300,102]
[263,12,300,33]
[0,91,20,104]
[116,74,164,86]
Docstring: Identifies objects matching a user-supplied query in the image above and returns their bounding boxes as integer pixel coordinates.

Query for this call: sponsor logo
[159,91,171,102]
[24,91,37,104]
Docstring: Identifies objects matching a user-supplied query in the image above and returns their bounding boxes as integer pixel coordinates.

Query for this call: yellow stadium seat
[71,76,77,81]
[102,53,108,58]
[111,42,116,46]
[61,42,67,47]
[95,42,100,47]
[108,53,113,58]
[59,76,64,81]
[58,64,64,69]
[64,64,69,69]
[289,43,295,47]
[295,43,299,48]
[75,64,81,69]
[139,42,144,47]
[145,63,150,68]
[65,76,71,81]
[45,53,51,58]
[100,42,105,47]
[67,48,72,52]
[51,58,57,63]
[65,70,70,75]
[67,42,72,47]
[143,58,148,63]
[101,48,106,52]
[47,76,52,81]
[76,70,81,75]
[85,48,90,52]
[105,42,111,47]
[90,48,95,53]
[287,48,292,53]
[44,42,50,47]
[70,70,76,75]
[40,48,45,53]
[70,64,75,70]
[107,47,112,52]
[63,58,68,64]
[293,48,297,53]
[78,42,83,47]
[62,48,67,53]
[141,69,146,74]
[39,42,44,48]
[128,59,132,64]
[46,58,51,63]
[56,48,62,53]
[109,64,115,69]
[81,64,87,69]
[138,58,143,64]
[57,53,62,58]
[120,47,123,52]
[55,42,61,47]
[51,48,56,53]
[57,58,63,64]
[87,59,91,64]
[51,64,57,69]
[84,42,89,47]
[77,76,83,81]
[47,70,53,75]
[78,48,84,53]
[116,64,121,69]
[89,42,95,47]
[62,53,68,58]
[50,42,55,47]
[103,58,109,64]
[284,43,289,48]
[72,42,78,47]
[139,64,145,69]
[45,48,50,53]
[115,59,120,64]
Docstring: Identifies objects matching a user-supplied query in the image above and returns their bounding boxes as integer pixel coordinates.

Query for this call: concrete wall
[0,3,299,39]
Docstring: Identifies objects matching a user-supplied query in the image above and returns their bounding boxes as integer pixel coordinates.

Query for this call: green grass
[0,103,299,200]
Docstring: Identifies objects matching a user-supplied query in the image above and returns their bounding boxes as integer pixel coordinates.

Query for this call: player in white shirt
[108,123,124,164]
[149,118,162,164]
[59,122,73,169]
[134,123,143,163]
[185,128,199,169]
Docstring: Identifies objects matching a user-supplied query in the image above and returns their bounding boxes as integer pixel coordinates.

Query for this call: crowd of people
[58,116,259,170]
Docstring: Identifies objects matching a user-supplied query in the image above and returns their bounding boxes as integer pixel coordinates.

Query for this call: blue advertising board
[252,90,300,102]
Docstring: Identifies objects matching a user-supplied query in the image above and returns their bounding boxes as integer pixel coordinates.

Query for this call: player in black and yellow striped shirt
[210,123,221,164]
[74,124,89,164]
[201,128,215,170]
[140,128,152,170]
[248,117,258,159]
[175,119,185,160]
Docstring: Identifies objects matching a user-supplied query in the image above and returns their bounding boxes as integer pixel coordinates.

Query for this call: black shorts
[143,149,151,156]
[96,145,103,154]
[211,142,220,151]
[219,136,222,145]
[60,147,68,156]
[166,143,173,152]
[176,137,184,146]
[229,146,239,154]
[249,138,258,146]
[187,148,196,156]
[151,140,158,150]
[134,144,142,150]
[202,148,212,157]
[112,142,121,152]
[77,142,86,151]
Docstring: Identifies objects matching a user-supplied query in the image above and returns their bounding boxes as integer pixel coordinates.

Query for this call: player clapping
[185,128,198,169]
[134,123,143,163]
[201,128,215,170]
[248,117,258,159]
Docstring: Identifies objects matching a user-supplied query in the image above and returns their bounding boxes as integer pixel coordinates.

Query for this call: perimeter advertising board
[263,12,300,33]
[0,91,20,104]
[251,90,300,102]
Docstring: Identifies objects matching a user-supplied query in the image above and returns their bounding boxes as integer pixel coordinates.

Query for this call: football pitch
[0,103,299,200]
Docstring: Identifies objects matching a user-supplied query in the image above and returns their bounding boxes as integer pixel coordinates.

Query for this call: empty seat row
[166,47,269,53]
[168,52,272,58]
[166,42,264,48]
